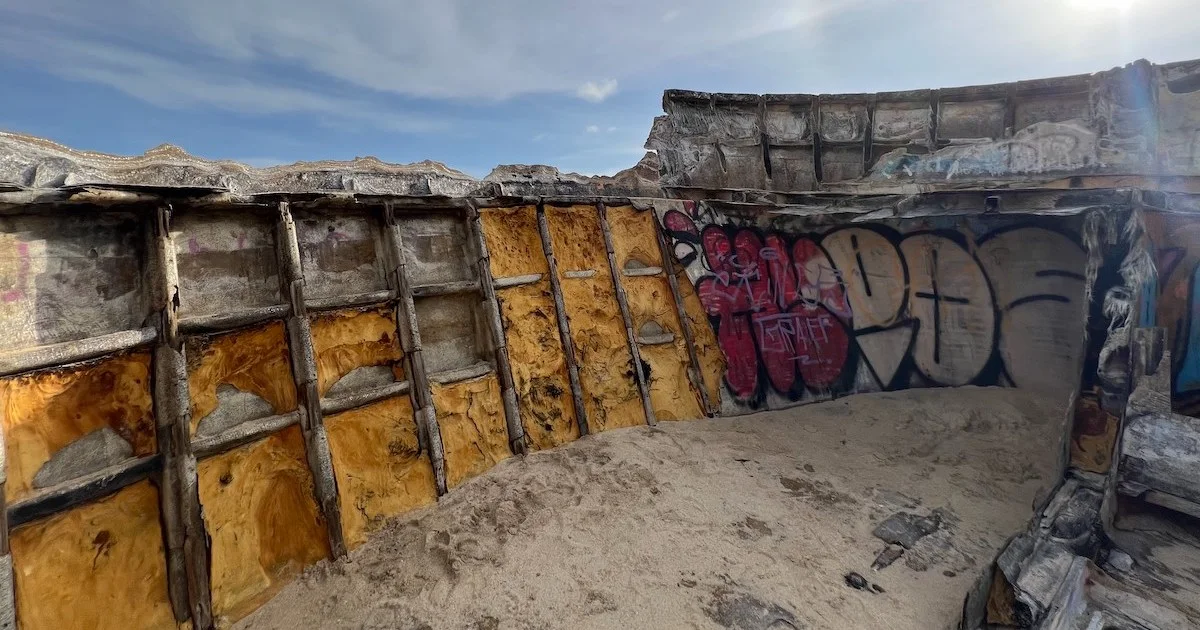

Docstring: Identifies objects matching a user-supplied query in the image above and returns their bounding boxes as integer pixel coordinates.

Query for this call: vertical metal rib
[536,202,590,436]
[596,202,656,426]
[275,202,347,557]
[148,204,214,629]
[381,203,448,495]
[466,203,527,455]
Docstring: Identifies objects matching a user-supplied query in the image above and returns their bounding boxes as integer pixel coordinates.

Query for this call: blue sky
[1,0,1197,178]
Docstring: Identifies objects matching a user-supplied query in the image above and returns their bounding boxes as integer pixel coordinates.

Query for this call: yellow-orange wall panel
[606,205,664,269]
[676,269,725,408]
[186,321,296,436]
[545,205,608,272]
[479,206,548,277]
[10,480,176,630]
[0,351,154,501]
[309,307,403,396]
[431,373,510,489]
[494,281,578,450]
[326,396,436,549]
[546,205,644,432]
[197,426,329,625]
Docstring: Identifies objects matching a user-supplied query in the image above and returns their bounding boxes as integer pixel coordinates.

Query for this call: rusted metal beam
[536,202,590,436]
[147,205,214,629]
[596,202,655,426]
[0,328,157,377]
[381,202,448,495]
[275,201,347,558]
[466,203,526,455]
[651,210,715,416]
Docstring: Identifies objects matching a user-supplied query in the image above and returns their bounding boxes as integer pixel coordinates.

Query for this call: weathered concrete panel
[873,101,931,145]
[0,213,145,351]
[819,102,869,143]
[399,213,473,286]
[431,373,510,489]
[414,294,486,376]
[198,425,330,625]
[0,351,154,501]
[1158,59,1200,176]
[937,99,1007,142]
[326,395,435,550]
[296,209,387,301]
[653,59,1196,191]
[173,210,281,318]
[10,480,175,630]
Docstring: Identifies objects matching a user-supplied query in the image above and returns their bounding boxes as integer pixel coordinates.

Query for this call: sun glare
[1066,0,1140,12]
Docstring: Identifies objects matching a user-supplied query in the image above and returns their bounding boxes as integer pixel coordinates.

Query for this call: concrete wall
[654,196,1098,415]
[649,59,1200,194]
[0,197,704,629]
[0,187,1147,629]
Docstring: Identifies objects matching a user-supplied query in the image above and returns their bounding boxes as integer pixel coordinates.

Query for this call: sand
[236,386,1068,630]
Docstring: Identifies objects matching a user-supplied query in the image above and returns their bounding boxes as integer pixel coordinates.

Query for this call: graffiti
[660,209,1089,409]
[1145,215,1200,410]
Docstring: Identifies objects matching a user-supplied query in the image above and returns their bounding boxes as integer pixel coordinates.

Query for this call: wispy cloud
[575,79,618,103]
[585,125,600,133]
[0,25,449,133]
[0,0,839,105]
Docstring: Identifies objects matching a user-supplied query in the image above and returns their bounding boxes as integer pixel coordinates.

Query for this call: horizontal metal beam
[320,381,412,416]
[0,328,157,376]
[7,455,161,528]
[191,412,301,458]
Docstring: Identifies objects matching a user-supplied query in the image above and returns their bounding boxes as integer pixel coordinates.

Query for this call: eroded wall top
[0,132,663,198]
[648,58,1200,194]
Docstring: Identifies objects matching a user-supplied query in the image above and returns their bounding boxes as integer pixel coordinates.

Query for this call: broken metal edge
[7,454,161,528]
[428,362,494,386]
[0,327,158,377]
[190,411,301,458]
[320,381,412,416]
[493,273,543,289]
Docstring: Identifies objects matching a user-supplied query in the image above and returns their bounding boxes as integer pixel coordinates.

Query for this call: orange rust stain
[676,268,725,410]
[10,480,177,630]
[326,396,436,550]
[0,351,155,501]
[545,205,608,272]
[309,307,403,397]
[197,425,330,625]
[606,205,664,270]
[479,206,549,278]
[186,321,296,436]
[1070,395,1119,474]
[546,206,644,432]
[495,280,579,450]
[431,373,511,489]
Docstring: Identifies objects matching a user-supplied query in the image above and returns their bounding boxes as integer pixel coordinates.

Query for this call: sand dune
[237,387,1067,630]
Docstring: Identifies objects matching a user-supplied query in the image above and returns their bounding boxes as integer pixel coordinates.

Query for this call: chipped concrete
[324,366,397,400]
[31,427,133,489]
[195,384,276,439]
